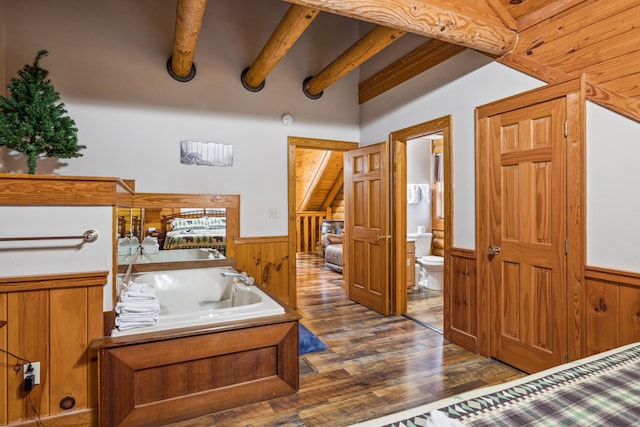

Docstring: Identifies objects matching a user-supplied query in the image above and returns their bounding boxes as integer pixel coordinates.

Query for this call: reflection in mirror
[117,194,239,268]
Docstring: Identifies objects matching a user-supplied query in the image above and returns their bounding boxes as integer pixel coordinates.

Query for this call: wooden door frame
[475,77,585,360]
[287,136,359,309]
[389,115,453,334]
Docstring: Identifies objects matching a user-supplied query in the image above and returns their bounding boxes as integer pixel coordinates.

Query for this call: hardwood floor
[169,254,525,427]
[406,286,444,332]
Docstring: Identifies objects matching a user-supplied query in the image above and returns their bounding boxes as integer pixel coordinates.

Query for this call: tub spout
[221,271,255,286]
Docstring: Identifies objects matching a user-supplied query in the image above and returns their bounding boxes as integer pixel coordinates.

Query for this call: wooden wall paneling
[8,290,50,422]
[0,272,106,425]
[449,249,478,353]
[87,286,103,410]
[584,278,619,356]
[50,287,88,415]
[0,293,6,425]
[234,237,291,307]
[618,284,640,346]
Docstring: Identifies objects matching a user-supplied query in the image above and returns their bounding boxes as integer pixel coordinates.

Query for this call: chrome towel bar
[0,229,99,243]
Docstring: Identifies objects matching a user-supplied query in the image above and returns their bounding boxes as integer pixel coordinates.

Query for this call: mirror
[117,193,239,271]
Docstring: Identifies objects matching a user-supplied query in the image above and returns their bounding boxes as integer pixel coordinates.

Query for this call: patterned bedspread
[352,342,640,427]
[163,229,226,250]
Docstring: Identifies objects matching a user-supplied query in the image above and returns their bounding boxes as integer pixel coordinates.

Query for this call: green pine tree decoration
[0,50,84,174]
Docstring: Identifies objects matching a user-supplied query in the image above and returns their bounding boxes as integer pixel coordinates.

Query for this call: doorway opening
[403,132,445,334]
[287,137,358,309]
[389,115,452,338]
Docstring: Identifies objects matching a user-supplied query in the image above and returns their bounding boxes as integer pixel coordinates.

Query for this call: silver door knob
[488,245,501,255]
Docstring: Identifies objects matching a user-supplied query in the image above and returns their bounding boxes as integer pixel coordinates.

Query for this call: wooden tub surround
[91,292,300,427]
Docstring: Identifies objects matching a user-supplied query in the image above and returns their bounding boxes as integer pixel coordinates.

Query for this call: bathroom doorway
[404,132,445,333]
[389,115,452,337]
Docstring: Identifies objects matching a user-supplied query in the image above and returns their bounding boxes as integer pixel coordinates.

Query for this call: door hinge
[565,239,568,254]
[564,121,568,137]
[565,353,569,363]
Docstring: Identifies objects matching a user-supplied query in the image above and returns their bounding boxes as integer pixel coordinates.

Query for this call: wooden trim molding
[585,266,640,287]
[450,247,476,259]
[0,173,133,206]
[0,271,108,292]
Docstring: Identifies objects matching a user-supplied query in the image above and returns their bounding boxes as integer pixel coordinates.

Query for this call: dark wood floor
[170,254,525,426]
[406,286,444,332]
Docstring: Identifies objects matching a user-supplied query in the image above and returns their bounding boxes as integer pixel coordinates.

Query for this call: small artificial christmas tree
[0,50,84,174]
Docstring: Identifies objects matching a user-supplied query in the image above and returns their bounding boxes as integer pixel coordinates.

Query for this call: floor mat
[299,323,328,355]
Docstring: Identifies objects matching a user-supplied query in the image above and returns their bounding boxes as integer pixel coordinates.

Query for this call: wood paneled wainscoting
[0,271,107,426]
[448,248,478,352]
[234,236,292,308]
[583,266,640,356]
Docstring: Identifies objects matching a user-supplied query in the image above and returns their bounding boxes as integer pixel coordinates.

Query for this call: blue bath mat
[299,323,328,355]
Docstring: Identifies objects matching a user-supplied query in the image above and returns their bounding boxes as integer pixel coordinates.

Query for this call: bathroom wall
[586,102,640,272]
[0,0,361,238]
[406,136,431,235]
[360,49,544,249]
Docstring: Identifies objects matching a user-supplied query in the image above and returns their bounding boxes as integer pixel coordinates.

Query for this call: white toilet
[417,255,444,291]
[409,231,444,291]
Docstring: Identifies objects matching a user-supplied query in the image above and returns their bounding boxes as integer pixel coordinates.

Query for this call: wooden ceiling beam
[485,0,517,30]
[168,0,207,82]
[358,39,466,104]
[321,174,344,212]
[284,0,516,55]
[241,5,320,92]
[303,25,406,98]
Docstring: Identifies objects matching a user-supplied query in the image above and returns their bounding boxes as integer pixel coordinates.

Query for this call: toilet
[417,255,444,291]
[407,231,444,290]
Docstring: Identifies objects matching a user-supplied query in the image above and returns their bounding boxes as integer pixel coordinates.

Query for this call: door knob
[487,245,501,256]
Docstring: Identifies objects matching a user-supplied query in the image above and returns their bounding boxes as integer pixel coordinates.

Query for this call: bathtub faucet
[221,271,255,287]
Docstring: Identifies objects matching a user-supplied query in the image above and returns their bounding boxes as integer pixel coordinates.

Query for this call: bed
[159,209,226,254]
[352,342,640,426]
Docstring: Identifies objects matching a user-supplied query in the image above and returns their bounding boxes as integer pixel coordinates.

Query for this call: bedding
[352,342,640,427]
[159,211,226,253]
[162,229,225,250]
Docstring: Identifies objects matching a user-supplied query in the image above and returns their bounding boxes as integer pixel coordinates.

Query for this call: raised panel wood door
[489,98,567,373]
[344,143,390,315]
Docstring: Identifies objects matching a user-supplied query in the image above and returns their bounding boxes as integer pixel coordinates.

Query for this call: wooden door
[488,98,567,373]
[344,143,390,315]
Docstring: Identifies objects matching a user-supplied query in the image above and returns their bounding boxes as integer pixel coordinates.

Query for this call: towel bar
[0,229,99,243]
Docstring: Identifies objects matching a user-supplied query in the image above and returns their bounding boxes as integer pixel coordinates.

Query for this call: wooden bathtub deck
[168,253,524,426]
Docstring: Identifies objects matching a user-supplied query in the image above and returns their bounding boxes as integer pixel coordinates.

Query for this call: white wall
[360,50,544,249]
[406,137,431,234]
[586,102,640,272]
[0,0,5,95]
[0,206,115,309]
[0,0,361,237]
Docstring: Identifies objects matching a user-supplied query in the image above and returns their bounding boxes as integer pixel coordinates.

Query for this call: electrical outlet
[268,208,280,218]
[23,362,40,385]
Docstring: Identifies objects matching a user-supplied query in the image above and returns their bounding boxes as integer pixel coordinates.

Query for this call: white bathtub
[112,266,285,336]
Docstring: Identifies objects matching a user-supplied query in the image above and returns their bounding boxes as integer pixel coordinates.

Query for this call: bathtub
[112,266,285,336]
